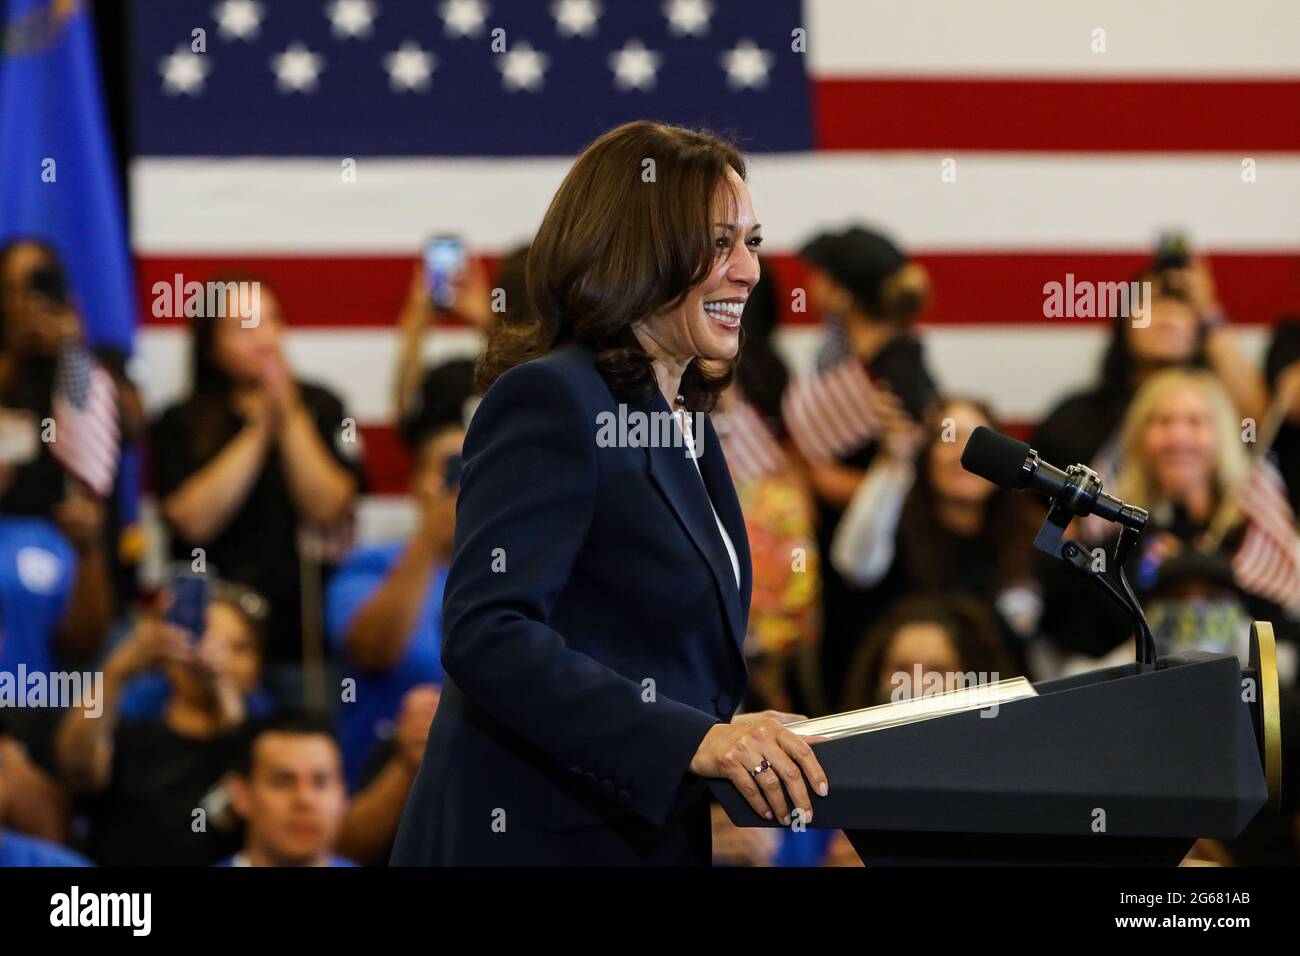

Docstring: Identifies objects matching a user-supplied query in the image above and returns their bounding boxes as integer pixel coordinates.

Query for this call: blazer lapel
[639,396,748,658]
[696,413,752,636]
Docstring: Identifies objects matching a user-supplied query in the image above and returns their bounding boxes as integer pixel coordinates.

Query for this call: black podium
[712,624,1281,865]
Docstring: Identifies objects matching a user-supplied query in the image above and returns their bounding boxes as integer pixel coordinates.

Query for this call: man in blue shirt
[0,515,77,677]
[218,713,357,867]
[325,424,460,789]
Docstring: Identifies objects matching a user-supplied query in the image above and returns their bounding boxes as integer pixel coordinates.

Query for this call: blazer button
[714,692,734,718]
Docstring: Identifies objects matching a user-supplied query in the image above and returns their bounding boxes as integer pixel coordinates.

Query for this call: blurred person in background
[325,424,459,790]
[394,244,531,446]
[0,239,119,813]
[842,593,1021,712]
[1263,316,1300,515]
[334,684,439,866]
[831,396,1042,679]
[781,225,939,710]
[218,712,356,867]
[712,270,821,714]
[150,276,365,703]
[55,584,268,866]
[777,593,1018,867]
[799,231,851,372]
[1038,368,1300,669]
[1033,251,1266,475]
[0,722,72,846]
[0,239,116,661]
[0,742,89,867]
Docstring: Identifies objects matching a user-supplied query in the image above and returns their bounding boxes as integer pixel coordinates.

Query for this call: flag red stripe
[812,78,1300,152]
[137,253,1300,329]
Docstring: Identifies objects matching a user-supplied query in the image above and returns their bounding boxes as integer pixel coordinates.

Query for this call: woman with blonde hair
[1038,367,1300,663]
[1112,367,1250,519]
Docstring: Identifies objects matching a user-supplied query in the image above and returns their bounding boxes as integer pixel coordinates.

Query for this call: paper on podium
[784,677,1038,740]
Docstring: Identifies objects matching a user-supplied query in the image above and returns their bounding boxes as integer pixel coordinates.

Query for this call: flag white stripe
[130,155,1300,254]
[808,0,1300,78]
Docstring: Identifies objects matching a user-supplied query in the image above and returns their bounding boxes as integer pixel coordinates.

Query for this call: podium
[711,623,1282,865]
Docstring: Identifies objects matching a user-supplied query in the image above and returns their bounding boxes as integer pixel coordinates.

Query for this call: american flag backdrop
[126,0,1300,539]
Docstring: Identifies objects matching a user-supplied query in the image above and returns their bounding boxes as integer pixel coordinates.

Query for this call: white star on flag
[498,41,549,92]
[551,0,600,38]
[663,0,712,37]
[609,39,661,91]
[720,39,772,89]
[159,46,211,96]
[384,40,436,92]
[440,0,489,38]
[271,42,326,93]
[327,0,378,39]
[212,0,264,41]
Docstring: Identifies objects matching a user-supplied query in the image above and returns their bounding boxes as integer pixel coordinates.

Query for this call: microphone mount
[1031,462,1158,669]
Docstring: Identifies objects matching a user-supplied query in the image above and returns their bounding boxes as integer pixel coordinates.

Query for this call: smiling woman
[391,120,827,867]
[477,119,762,414]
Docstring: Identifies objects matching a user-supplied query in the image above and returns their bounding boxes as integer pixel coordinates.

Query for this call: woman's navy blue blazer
[390,343,752,865]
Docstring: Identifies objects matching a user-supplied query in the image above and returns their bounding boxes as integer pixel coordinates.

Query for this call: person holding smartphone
[392,242,531,446]
[54,582,269,866]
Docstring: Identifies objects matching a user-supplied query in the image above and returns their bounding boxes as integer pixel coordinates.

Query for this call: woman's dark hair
[235,710,339,777]
[183,269,273,460]
[841,592,1020,710]
[211,579,272,655]
[0,237,60,345]
[476,120,746,411]
[0,238,62,408]
[733,269,789,431]
[1097,266,1207,399]
[897,397,1040,594]
[493,244,532,326]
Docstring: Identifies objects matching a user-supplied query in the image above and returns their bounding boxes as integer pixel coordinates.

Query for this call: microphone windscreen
[960,426,1031,489]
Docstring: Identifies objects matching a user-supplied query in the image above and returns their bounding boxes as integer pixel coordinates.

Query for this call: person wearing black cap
[1264,315,1300,515]
[799,231,851,372]
[782,225,939,710]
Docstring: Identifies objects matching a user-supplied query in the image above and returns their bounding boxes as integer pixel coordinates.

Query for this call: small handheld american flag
[50,341,120,498]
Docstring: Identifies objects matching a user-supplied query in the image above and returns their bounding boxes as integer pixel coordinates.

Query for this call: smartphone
[1154,232,1191,272]
[424,235,466,310]
[27,262,68,305]
[165,572,211,641]
[443,452,463,491]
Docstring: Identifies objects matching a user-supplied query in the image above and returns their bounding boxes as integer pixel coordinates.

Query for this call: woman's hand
[689,714,828,826]
[53,491,106,553]
[104,620,194,684]
[398,264,436,332]
[865,386,925,464]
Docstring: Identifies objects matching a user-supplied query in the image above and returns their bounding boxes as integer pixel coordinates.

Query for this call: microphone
[960,426,1148,532]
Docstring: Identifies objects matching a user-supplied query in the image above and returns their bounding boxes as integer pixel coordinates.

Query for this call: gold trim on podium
[1250,621,1282,811]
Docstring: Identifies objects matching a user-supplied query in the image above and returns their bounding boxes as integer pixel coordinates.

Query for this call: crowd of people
[0,223,1297,867]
